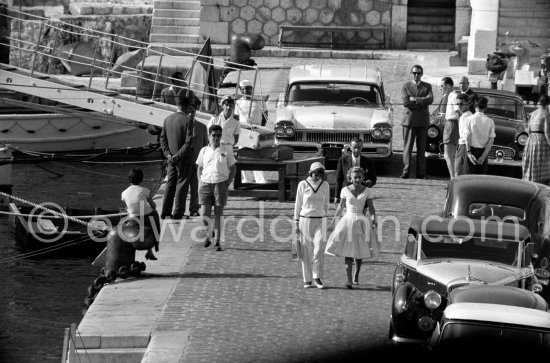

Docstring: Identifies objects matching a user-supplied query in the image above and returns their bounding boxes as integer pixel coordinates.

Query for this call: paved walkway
[74,48,468,362]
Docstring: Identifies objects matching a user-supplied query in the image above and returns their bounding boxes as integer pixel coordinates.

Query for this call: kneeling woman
[294,162,330,289]
[326,166,380,288]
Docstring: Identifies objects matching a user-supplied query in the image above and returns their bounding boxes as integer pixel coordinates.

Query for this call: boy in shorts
[196,125,237,251]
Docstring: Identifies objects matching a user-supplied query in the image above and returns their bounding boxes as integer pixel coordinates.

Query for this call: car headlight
[382,128,392,138]
[423,290,442,310]
[516,132,528,146]
[372,128,382,138]
[283,126,295,137]
[275,125,285,136]
[427,126,439,138]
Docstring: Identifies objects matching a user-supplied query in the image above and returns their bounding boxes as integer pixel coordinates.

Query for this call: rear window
[468,203,526,223]
[421,235,519,265]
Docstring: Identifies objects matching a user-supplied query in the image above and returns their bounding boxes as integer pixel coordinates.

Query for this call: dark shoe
[190,212,200,217]
[160,213,172,219]
[172,214,184,220]
[215,244,223,252]
[416,175,425,179]
[145,251,157,260]
[304,282,313,289]
[345,282,353,289]
[313,278,325,289]
[186,215,190,219]
[400,173,409,179]
[204,239,211,248]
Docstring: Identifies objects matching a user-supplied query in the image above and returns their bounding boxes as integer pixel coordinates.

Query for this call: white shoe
[303,282,313,288]
[313,278,325,289]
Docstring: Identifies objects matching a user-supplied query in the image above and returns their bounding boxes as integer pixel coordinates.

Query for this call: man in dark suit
[185,99,209,217]
[334,138,377,203]
[160,93,195,219]
[458,76,476,113]
[401,64,433,179]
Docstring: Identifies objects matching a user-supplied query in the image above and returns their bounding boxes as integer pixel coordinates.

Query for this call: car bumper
[277,140,392,161]
[425,152,522,168]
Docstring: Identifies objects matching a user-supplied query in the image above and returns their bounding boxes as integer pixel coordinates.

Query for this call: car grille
[447,283,469,294]
[288,132,389,144]
[488,145,515,160]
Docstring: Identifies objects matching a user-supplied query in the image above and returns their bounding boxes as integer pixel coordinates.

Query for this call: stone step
[408,7,455,16]
[74,348,146,363]
[408,24,454,33]
[69,3,152,15]
[500,0,550,9]
[151,25,199,35]
[153,0,201,10]
[408,0,455,8]
[152,17,199,26]
[407,15,454,25]
[407,41,455,50]
[407,32,454,43]
[498,17,550,31]
[149,34,200,43]
[153,9,199,18]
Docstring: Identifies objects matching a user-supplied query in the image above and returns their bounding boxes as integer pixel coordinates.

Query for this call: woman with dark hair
[523,95,550,185]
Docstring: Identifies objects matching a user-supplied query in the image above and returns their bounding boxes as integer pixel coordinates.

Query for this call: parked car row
[390,175,550,352]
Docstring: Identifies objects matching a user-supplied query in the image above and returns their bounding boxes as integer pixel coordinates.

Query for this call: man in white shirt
[235,79,268,183]
[463,96,495,175]
[208,95,240,152]
[440,77,460,178]
[196,124,236,251]
[454,93,474,176]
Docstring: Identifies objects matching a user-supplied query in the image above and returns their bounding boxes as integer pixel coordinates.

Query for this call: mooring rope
[0,190,125,231]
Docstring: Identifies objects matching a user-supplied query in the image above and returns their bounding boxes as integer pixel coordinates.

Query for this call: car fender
[391,282,425,340]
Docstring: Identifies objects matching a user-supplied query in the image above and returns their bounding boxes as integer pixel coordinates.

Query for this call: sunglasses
[211,134,222,138]
[412,72,422,75]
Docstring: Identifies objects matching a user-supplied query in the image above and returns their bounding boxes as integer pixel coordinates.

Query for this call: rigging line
[0,210,127,218]
[75,330,91,362]
[0,236,100,263]
[48,160,158,180]
[32,161,64,177]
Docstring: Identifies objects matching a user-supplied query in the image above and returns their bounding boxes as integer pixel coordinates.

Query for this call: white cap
[220,95,234,105]
[308,161,325,173]
[239,80,252,88]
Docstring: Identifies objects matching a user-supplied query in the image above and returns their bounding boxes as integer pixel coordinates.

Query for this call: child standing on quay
[121,168,161,260]
[325,166,380,289]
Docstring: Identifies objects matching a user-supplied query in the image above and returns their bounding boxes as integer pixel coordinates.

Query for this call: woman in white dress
[326,166,380,288]
[294,162,330,289]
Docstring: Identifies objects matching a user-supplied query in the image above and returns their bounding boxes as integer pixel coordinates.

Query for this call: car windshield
[287,82,381,106]
[420,235,519,266]
[481,94,525,120]
[468,203,526,223]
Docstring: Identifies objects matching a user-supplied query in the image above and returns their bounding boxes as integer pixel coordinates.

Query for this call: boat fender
[84,296,94,308]
[87,284,97,298]
[130,261,142,275]
[105,270,117,283]
[140,261,146,271]
[94,276,107,290]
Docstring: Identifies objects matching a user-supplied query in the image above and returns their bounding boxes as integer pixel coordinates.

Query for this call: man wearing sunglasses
[401,65,433,179]
[196,124,237,251]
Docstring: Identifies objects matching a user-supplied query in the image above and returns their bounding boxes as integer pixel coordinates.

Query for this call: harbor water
[0,159,163,362]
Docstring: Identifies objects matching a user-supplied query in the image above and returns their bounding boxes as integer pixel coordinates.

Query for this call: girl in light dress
[325,166,380,288]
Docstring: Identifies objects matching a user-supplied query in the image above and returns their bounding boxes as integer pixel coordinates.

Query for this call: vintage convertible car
[390,216,544,346]
[428,285,550,354]
[274,64,393,169]
[443,175,550,301]
[425,88,528,170]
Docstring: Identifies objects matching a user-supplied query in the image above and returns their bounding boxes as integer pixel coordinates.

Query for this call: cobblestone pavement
[148,51,473,362]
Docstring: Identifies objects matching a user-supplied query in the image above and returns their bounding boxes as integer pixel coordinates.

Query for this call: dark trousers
[463,146,488,175]
[182,164,200,214]
[162,162,193,217]
[402,126,427,176]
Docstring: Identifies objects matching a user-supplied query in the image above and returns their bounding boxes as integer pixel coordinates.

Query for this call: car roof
[472,88,524,100]
[448,175,542,209]
[288,64,382,85]
[410,216,530,240]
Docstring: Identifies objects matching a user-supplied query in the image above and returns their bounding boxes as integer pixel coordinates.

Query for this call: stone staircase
[406,0,455,50]
[149,0,201,47]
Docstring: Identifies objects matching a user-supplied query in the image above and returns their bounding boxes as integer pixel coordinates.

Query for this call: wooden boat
[0,89,158,154]
[8,203,124,257]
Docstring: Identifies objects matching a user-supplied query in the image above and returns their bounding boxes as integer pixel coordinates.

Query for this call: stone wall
[200,0,394,48]
[8,7,152,73]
